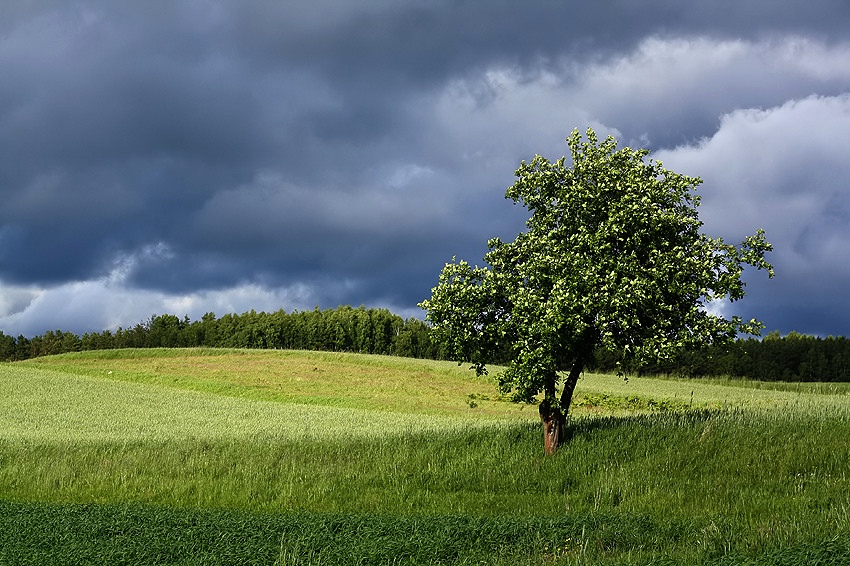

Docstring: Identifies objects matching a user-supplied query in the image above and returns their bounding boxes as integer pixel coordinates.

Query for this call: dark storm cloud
[1,0,849,336]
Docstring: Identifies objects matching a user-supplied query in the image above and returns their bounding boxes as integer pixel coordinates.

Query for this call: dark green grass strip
[2,501,849,566]
[0,500,683,565]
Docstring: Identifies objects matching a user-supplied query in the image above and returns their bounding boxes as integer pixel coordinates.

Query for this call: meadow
[1,348,849,564]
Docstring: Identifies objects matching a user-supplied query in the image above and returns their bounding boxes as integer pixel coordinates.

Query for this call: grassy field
[2,349,849,564]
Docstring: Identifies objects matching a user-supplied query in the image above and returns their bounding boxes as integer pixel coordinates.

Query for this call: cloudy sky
[1,1,849,338]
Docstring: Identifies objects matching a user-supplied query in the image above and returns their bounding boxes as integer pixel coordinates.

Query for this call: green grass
[17,348,533,418]
[653,374,850,396]
[2,349,850,564]
[1,363,498,444]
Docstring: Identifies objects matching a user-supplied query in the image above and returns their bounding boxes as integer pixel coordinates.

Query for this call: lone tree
[420,129,774,455]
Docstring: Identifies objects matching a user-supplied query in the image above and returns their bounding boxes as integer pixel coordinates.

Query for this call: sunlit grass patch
[18,349,532,418]
[573,371,850,414]
[0,364,513,444]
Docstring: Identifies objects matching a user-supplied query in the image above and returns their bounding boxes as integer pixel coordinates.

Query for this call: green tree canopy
[420,129,774,454]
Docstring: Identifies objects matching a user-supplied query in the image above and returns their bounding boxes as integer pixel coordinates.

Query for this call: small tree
[420,129,774,454]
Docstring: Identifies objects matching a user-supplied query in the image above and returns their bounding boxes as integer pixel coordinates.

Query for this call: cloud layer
[1,2,849,337]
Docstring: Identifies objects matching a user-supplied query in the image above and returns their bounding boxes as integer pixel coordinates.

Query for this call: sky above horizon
[1,1,849,338]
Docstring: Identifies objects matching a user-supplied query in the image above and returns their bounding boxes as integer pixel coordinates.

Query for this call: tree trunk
[539,399,566,456]
[559,361,583,418]
[539,361,584,455]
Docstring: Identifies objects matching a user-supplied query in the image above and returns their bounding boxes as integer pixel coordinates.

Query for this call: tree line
[1,307,849,382]
[592,331,850,382]
[0,306,443,362]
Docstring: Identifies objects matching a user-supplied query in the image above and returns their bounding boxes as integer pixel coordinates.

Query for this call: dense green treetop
[421,129,774,411]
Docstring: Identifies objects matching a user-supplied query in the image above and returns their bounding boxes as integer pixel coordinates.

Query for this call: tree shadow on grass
[562,407,725,444]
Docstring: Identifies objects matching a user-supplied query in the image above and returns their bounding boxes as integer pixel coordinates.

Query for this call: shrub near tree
[420,129,774,455]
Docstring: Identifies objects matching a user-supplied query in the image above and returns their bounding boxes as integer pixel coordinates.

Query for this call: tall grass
[3,409,848,518]
[3,408,848,551]
[2,350,850,564]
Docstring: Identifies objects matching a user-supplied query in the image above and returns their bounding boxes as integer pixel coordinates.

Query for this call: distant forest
[594,331,850,382]
[0,307,441,362]
[2,307,849,382]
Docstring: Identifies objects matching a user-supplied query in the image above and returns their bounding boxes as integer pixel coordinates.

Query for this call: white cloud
[649,92,850,333]
[0,284,41,320]
[425,36,850,190]
[0,239,324,336]
[429,37,850,281]
[573,36,850,144]
[0,278,320,337]
[654,94,850,275]
[428,66,620,194]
